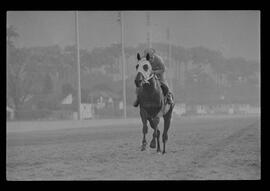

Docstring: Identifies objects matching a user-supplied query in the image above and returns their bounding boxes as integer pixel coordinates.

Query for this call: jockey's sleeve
[152,54,165,73]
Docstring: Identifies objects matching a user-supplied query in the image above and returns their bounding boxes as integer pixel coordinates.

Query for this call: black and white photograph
[6,10,260,180]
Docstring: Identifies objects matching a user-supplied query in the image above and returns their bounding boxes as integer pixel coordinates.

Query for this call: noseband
[136,57,154,85]
[141,73,154,84]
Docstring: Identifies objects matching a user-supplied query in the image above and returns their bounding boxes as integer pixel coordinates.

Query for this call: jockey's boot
[133,97,140,107]
[166,92,174,105]
[160,82,173,105]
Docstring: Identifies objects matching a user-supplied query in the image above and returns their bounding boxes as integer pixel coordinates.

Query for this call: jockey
[133,48,174,107]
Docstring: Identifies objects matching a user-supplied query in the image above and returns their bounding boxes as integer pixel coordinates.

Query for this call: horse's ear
[146,53,150,61]
[137,53,141,61]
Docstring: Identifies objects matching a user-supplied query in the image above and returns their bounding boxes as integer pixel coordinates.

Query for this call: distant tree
[7,46,44,112]
[43,73,53,94]
[62,83,74,97]
[7,25,19,48]
[7,26,31,113]
[7,27,59,116]
[173,45,190,63]
[109,43,121,58]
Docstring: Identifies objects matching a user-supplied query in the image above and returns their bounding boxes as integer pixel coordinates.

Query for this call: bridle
[141,73,154,85]
[136,58,155,85]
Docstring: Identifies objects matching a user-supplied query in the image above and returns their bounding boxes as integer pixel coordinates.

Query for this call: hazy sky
[7,11,260,61]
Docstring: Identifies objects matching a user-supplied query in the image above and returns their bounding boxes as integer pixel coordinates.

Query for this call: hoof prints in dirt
[194,121,258,166]
[7,117,260,180]
[167,121,260,180]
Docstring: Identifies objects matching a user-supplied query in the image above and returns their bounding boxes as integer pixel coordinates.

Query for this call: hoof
[150,140,156,149]
[162,151,166,154]
[141,144,147,151]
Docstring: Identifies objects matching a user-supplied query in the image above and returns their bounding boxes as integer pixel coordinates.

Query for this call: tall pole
[120,11,127,119]
[146,12,151,49]
[167,27,173,92]
[75,11,81,120]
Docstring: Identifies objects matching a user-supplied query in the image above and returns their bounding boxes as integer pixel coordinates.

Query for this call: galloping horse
[134,52,174,154]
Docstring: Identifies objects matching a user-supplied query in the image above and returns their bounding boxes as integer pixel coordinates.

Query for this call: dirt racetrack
[6,115,260,180]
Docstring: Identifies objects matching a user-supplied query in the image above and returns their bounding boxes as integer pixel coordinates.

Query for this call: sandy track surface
[6,115,260,180]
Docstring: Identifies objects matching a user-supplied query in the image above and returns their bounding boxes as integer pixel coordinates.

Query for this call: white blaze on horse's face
[136,58,153,83]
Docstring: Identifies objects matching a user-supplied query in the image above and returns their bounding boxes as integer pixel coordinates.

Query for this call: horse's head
[134,52,154,88]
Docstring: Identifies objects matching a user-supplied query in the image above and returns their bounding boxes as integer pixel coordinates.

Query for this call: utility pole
[146,12,151,49]
[75,11,81,120]
[167,27,173,92]
[119,11,127,119]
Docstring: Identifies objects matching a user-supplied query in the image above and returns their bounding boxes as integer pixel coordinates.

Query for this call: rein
[142,73,154,84]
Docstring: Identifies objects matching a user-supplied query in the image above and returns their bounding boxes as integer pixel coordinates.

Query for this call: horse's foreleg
[149,118,156,149]
[141,124,148,151]
[140,109,148,151]
[150,117,161,152]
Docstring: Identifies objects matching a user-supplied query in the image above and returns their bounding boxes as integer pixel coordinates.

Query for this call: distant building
[61,94,73,105]
[196,105,207,115]
[173,103,186,116]
[80,103,93,119]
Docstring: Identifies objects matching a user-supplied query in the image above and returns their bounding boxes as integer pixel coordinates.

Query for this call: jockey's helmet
[143,48,156,59]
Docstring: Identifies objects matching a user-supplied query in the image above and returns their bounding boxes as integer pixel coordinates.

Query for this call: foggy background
[6,11,260,121]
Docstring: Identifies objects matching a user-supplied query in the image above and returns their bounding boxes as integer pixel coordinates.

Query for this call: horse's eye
[136,64,139,70]
[143,64,148,72]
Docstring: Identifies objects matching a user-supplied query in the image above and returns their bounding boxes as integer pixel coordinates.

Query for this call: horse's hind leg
[162,105,174,154]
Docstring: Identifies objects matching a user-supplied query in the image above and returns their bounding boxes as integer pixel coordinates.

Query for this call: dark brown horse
[134,52,174,154]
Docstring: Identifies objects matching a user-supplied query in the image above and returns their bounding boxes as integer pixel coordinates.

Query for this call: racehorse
[134,52,174,154]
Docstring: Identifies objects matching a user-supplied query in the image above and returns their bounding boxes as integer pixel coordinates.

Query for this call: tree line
[7,25,260,118]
